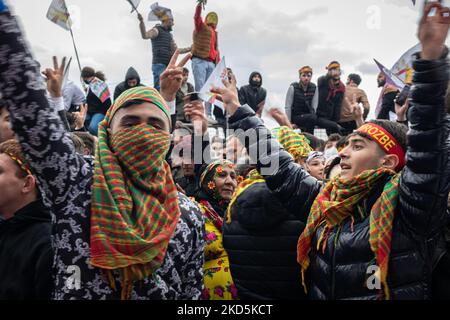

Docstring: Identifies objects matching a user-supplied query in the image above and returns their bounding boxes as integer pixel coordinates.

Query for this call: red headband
[356,123,406,171]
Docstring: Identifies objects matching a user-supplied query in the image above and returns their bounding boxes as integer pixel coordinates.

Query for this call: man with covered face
[191,2,220,118]
[0,5,205,300]
[238,71,267,118]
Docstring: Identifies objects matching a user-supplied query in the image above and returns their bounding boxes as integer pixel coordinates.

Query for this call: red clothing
[194,4,219,63]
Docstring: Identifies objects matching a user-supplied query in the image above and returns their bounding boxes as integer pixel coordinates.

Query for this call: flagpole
[68,26,87,90]
[69,27,82,73]
[127,0,141,15]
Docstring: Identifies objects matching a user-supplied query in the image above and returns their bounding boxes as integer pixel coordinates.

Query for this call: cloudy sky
[9,0,449,124]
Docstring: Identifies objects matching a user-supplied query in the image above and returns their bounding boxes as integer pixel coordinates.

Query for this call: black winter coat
[0,201,53,300]
[113,67,144,100]
[228,51,450,300]
[223,181,307,300]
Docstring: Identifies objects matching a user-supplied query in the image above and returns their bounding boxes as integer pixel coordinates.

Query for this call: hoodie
[0,200,53,300]
[113,67,144,100]
[238,72,267,113]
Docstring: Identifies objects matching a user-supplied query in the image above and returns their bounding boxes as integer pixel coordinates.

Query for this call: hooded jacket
[113,67,143,100]
[0,200,53,300]
[238,72,267,113]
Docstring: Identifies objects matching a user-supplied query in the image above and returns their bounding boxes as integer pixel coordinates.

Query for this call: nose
[338,145,350,160]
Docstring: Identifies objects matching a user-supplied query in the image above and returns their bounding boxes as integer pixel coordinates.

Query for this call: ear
[22,175,36,194]
[381,154,399,171]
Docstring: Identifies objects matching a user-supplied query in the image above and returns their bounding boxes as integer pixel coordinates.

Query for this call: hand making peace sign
[160,49,193,102]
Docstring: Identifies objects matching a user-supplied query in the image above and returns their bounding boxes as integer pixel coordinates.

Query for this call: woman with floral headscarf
[196,160,238,300]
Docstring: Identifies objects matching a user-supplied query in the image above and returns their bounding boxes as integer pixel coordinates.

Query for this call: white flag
[199,57,228,111]
[46,0,71,31]
[148,2,173,22]
[127,0,140,13]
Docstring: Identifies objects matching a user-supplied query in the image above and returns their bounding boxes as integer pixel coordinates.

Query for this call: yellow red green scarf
[297,168,400,299]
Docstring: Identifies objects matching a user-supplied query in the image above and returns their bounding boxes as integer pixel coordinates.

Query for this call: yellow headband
[4,152,32,176]
[299,66,313,75]
[327,62,340,70]
[206,12,218,26]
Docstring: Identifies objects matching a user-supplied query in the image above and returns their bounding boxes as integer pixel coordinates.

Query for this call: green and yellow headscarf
[90,87,180,300]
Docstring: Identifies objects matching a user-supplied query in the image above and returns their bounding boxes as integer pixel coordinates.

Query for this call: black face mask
[84,79,91,85]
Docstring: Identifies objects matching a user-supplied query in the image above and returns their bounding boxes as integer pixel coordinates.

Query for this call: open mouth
[340,163,351,171]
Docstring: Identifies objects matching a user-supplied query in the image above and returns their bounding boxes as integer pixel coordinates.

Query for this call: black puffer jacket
[223,181,307,300]
[228,51,450,300]
[0,201,53,300]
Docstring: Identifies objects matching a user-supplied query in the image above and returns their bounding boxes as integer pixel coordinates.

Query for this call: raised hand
[395,100,409,122]
[160,49,193,102]
[137,13,144,22]
[418,1,450,60]
[210,73,241,116]
[73,103,88,130]
[42,56,66,98]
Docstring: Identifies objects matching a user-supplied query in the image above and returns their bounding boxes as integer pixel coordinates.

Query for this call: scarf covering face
[90,86,180,300]
[297,168,400,300]
[198,160,235,218]
[271,126,313,163]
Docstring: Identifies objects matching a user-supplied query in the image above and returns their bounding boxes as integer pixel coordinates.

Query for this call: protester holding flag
[81,67,112,136]
[214,1,450,299]
[138,3,191,91]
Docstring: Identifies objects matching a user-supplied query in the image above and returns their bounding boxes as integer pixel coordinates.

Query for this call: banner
[374,59,405,90]
[199,57,228,111]
[46,0,72,31]
[89,78,110,103]
[148,2,173,22]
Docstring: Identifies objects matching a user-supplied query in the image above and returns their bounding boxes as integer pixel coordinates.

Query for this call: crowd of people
[0,0,449,301]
